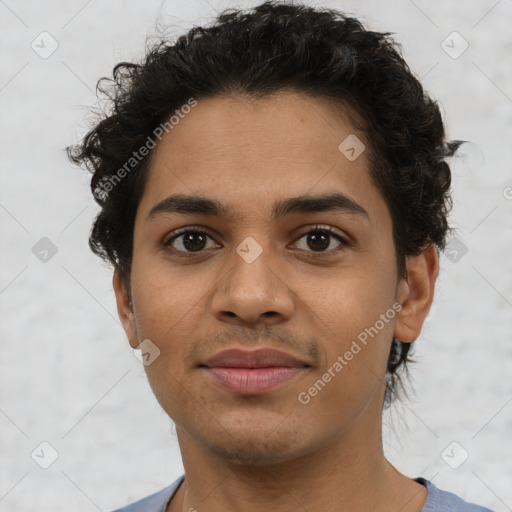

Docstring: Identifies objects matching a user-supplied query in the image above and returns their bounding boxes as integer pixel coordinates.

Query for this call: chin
[202,435,302,466]
[184,415,317,467]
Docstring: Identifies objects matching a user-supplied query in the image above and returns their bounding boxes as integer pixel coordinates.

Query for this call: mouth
[199,348,311,395]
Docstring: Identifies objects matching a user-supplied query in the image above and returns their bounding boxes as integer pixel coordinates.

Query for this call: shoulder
[418,477,494,512]
[110,475,184,512]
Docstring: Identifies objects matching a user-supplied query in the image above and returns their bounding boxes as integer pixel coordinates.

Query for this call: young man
[68,1,493,511]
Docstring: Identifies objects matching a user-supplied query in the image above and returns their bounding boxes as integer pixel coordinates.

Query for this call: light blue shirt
[111,475,494,511]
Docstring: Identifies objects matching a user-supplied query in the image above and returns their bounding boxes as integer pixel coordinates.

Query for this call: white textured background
[1,0,511,510]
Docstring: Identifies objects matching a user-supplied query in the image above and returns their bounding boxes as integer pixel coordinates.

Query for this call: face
[114,91,434,465]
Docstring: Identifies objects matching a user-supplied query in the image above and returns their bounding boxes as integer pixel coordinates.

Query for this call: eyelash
[163,224,350,258]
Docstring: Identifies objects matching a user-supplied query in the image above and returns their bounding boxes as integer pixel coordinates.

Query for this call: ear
[394,243,439,343]
[113,268,139,349]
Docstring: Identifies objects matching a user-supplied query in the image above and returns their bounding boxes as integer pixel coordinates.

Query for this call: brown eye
[292,226,349,254]
[306,231,330,251]
[164,228,219,254]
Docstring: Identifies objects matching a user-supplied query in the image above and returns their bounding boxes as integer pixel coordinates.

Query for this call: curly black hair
[67,0,461,406]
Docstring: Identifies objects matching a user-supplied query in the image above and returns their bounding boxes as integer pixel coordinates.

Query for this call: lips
[202,348,309,369]
[200,348,310,395]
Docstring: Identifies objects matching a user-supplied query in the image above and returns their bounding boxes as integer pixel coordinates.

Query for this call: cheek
[305,262,394,334]
[130,269,195,417]
[131,253,207,338]
[303,262,396,385]
[129,259,202,397]
[301,292,395,421]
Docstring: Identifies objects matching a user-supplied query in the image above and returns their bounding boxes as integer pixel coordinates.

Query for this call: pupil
[308,232,329,251]
[183,232,206,251]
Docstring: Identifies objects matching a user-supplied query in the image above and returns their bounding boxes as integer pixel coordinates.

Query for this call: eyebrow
[146,192,369,222]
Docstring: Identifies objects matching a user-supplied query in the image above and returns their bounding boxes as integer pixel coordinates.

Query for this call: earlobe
[112,268,139,349]
[393,244,439,343]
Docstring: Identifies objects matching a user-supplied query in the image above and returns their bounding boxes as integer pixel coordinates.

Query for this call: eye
[163,224,350,257]
[163,226,220,255]
[291,225,349,255]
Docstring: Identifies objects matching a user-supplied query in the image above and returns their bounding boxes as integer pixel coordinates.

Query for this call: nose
[210,238,295,327]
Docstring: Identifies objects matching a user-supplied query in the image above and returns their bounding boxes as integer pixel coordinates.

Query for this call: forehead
[137,91,386,225]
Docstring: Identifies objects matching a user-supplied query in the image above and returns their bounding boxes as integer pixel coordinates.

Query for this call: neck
[167,401,427,512]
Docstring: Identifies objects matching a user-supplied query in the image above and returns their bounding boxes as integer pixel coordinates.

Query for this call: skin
[113,91,438,512]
